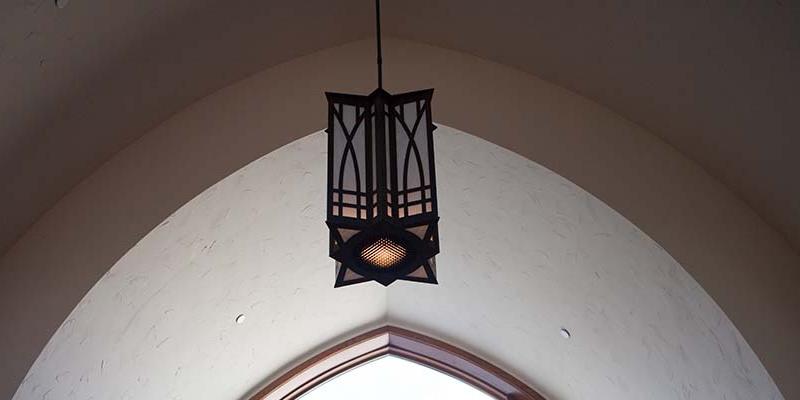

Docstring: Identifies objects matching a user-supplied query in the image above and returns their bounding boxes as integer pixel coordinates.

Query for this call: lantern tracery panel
[329,101,373,220]
[391,97,435,218]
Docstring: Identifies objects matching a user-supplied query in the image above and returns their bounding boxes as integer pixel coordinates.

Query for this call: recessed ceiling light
[235,314,246,324]
[55,0,69,9]
[559,328,571,339]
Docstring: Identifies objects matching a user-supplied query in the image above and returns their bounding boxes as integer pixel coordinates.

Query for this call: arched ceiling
[1,0,798,259]
[0,1,798,399]
[12,128,782,400]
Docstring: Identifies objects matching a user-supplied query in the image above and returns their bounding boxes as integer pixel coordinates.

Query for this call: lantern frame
[325,88,440,287]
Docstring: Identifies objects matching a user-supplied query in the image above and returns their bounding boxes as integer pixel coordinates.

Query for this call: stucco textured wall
[389,128,781,399]
[13,129,782,400]
[12,132,386,400]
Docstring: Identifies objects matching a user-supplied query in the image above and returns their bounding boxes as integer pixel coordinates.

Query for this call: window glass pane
[299,356,494,400]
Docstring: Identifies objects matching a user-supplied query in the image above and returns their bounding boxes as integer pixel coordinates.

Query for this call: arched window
[300,355,493,400]
[248,326,545,400]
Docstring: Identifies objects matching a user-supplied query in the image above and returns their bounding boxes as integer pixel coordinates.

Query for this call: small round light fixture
[559,328,571,339]
[235,314,246,324]
[55,0,69,9]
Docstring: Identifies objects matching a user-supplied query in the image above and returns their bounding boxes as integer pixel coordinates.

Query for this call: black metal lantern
[325,1,439,287]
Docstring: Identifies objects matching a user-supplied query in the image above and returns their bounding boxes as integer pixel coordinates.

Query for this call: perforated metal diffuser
[360,238,408,269]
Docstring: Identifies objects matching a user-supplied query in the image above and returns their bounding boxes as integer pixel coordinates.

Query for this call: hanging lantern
[325,1,439,287]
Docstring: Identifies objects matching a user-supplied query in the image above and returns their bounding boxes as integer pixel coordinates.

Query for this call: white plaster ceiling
[0,0,798,260]
[14,128,781,400]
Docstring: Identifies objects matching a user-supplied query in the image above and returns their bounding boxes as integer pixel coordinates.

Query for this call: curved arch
[249,326,544,400]
[8,126,782,400]
[1,39,794,399]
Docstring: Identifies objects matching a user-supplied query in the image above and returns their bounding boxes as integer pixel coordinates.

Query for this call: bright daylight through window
[299,356,494,400]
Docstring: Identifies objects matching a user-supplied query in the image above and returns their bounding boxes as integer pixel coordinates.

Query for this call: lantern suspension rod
[375,0,383,89]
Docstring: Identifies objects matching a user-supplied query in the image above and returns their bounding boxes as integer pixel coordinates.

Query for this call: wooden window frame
[248,326,545,400]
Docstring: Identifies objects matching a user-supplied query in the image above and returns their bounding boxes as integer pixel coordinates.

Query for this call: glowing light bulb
[360,238,407,269]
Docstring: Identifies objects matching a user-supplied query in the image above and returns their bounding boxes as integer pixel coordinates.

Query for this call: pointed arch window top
[248,326,545,400]
[300,355,493,400]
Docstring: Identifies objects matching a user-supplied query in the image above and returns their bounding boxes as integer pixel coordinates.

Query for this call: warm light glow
[360,238,407,268]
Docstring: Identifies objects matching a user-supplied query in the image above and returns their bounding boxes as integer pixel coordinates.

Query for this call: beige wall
[1,39,797,399]
[12,127,782,399]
